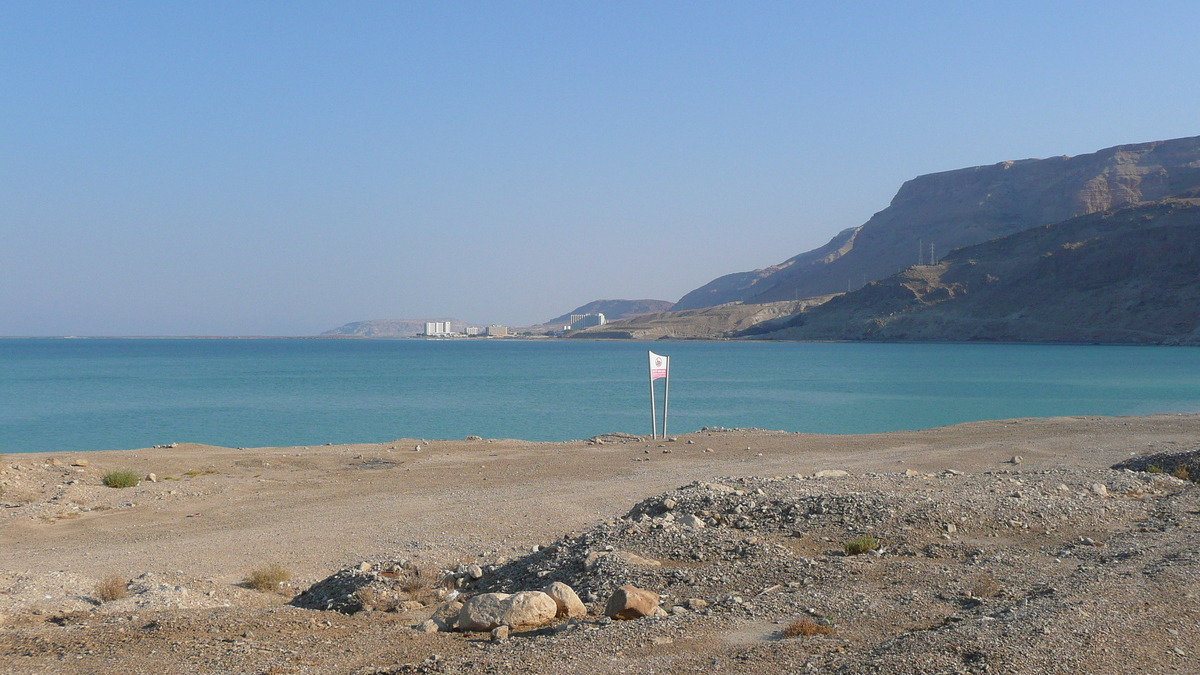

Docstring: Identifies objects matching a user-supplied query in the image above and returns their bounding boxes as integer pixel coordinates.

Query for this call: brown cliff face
[676,135,1200,310]
[761,198,1200,344]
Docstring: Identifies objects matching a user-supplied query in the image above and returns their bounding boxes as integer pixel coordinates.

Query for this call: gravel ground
[1,414,1198,673]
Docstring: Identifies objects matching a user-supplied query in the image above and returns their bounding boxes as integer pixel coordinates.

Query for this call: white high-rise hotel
[423,321,452,336]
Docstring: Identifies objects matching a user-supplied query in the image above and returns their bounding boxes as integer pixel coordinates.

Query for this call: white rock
[1091,483,1108,496]
[497,591,558,628]
[813,470,849,478]
[457,591,557,631]
[544,581,586,618]
[677,514,705,529]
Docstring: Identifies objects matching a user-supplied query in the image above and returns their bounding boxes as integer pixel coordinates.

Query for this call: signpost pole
[663,356,670,439]
[648,355,657,439]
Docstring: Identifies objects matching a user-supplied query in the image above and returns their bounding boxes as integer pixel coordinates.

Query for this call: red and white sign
[649,351,668,380]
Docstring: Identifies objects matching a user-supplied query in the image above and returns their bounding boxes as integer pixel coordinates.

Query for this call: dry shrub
[783,619,834,637]
[1146,465,1164,474]
[354,585,397,612]
[971,573,1000,598]
[245,563,291,592]
[95,575,128,603]
[1172,464,1191,481]
[392,563,451,604]
[844,535,879,556]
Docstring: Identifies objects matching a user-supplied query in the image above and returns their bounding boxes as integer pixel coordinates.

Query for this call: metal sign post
[663,357,670,438]
[648,351,670,439]
[648,356,658,439]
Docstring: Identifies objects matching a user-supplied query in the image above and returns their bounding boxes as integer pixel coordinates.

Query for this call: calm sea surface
[1,338,1198,453]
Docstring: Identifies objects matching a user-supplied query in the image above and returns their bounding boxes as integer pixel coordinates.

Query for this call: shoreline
[3,334,1199,347]
[3,413,1195,577]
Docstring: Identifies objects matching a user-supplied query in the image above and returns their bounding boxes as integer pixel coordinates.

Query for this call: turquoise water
[1,338,1198,453]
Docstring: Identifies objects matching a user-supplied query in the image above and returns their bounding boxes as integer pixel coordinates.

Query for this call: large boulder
[501,591,558,628]
[457,593,510,631]
[457,591,558,631]
[604,585,659,620]
[544,582,587,618]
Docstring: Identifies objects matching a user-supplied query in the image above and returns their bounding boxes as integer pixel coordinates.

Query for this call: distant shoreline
[2,334,1196,347]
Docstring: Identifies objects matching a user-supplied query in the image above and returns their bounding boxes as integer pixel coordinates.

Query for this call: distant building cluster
[568,313,606,330]
[420,321,508,338]
[423,321,453,336]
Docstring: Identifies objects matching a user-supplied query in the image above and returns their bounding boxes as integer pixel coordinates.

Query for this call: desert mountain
[758,197,1200,344]
[676,135,1200,310]
[542,299,675,326]
[567,297,834,340]
[321,318,468,338]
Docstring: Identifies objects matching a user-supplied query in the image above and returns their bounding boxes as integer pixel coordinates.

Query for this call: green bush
[102,469,140,488]
[844,535,879,556]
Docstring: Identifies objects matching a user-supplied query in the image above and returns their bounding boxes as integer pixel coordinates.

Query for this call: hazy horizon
[4,2,1200,336]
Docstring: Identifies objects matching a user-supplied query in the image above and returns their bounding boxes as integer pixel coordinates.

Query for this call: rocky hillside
[760,198,1200,343]
[676,135,1200,310]
[568,297,835,340]
[543,299,676,326]
[320,318,468,338]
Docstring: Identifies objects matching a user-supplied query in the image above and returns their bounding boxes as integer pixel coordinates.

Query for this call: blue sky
[3,1,1199,335]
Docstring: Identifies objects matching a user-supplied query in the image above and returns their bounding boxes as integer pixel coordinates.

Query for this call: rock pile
[290,560,452,614]
[287,463,1199,673]
[1112,447,1200,481]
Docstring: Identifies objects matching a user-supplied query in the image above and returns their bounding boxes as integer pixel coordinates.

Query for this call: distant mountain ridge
[543,299,675,326]
[676,135,1200,310]
[321,318,468,338]
[757,197,1200,344]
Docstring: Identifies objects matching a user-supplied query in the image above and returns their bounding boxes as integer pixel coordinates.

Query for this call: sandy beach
[2,414,1198,673]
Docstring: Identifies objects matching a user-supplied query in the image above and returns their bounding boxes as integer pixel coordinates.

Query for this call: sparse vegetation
[353,585,397,612]
[183,469,216,477]
[1172,464,1190,481]
[94,575,128,603]
[844,535,879,556]
[393,563,448,604]
[245,563,292,592]
[102,469,140,488]
[783,619,835,637]
[1147,465,1164,473]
